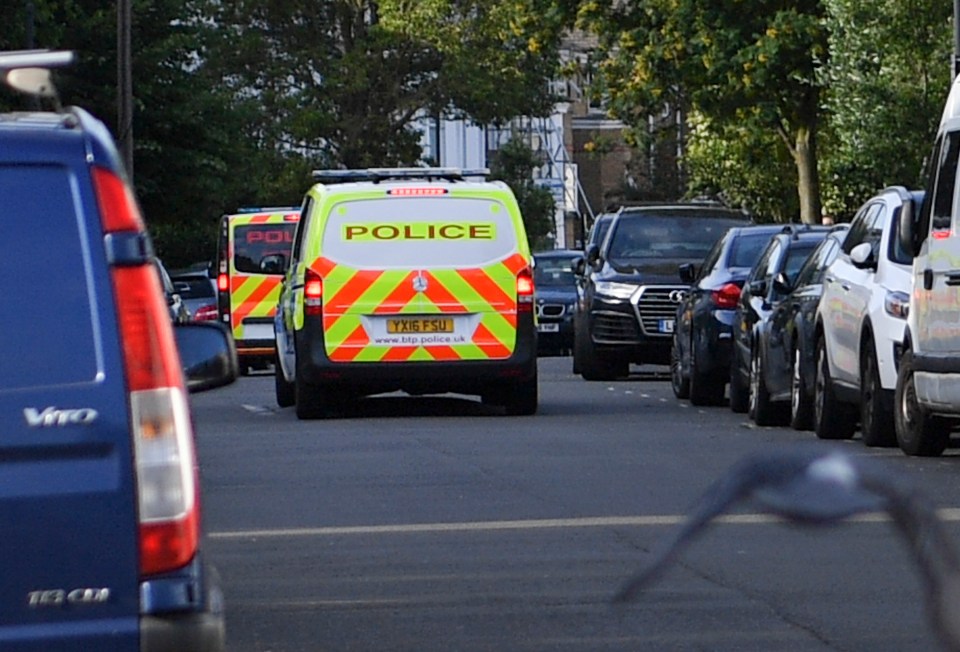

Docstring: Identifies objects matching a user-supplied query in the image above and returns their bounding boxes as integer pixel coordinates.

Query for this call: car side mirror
[174,322,239,393]
[678,263,697,284]
[772,272,792,295]
[585,243,601,269]
[850,242,877,270]
[260,253,287,274]
[898,194,921,258]
[573,257,586,277]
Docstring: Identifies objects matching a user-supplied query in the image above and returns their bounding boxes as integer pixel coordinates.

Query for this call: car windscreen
[0,164,100,390]
[728,231,776,268]
[321,197,518,268]
[606,215,748,261]
[534,256,579,286]
[233,223,297,274]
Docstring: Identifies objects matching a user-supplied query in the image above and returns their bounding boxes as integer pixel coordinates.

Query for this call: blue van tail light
[93,165,201,576]
[517,267,534,313]
[305,268,323,315]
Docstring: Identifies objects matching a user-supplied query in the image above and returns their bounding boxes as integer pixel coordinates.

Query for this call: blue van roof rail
[312,167,490,184]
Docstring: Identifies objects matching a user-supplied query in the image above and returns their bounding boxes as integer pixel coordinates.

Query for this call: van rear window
[0,165,100,390]
[321,197,517,268]
[233,224,296,274]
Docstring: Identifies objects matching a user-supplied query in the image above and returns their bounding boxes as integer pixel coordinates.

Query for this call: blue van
[0,51,235,651]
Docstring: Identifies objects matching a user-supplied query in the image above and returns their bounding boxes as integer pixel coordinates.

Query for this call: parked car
[0,50,234,651]
[763,226,849,430]
[156,259,190,324]
[813,187,917,445]
[172,267,219,322]
[574,203,752,380]
[671,224,784,405]
[730,225,832,424]
[533,249,581,355]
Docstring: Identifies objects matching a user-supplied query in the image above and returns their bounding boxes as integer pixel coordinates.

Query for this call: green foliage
[489,139,557,250]
[818,0,951,220]
[684,111,798,223]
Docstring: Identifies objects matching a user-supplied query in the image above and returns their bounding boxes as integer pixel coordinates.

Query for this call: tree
[489,138,556,250]
[818,0,951,220]
[577,0,829,224]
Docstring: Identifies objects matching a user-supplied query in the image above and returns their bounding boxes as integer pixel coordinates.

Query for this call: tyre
[728,350,749,414]
[574,325,627,381]
[894,350,951,456]
[859,338,896,447]
[749,346,784,426]
[689,344,724,406]
[789,347,813,430]
[295,375,330,419]
[813,338,856,440]
[670,336,690,399]
[503,371,539,416]
[274,352,295,408]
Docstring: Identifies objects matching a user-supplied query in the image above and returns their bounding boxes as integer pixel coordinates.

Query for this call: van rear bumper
[913,352,960,415]
[141,610,225,652]
[296,315,537,396]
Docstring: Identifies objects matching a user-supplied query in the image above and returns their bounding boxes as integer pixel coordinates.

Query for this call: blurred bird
[614,445,960,652]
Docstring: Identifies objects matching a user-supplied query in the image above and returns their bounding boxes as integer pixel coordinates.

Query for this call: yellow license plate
[386,317,454,334]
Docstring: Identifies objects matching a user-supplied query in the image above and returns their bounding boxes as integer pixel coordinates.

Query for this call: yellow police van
[272,168,538,418]
[216,207,300,373]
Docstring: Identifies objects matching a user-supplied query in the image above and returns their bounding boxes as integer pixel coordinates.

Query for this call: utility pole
[117,0,134,180]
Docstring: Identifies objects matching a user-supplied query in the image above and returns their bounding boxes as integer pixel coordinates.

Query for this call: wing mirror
[585,243,601,270]
[772,272,792,295]
[747,278,768,297]
[174,322,239,393]
[260,253,288,274]
[897,188,923,258]
[850,242,877,270]
[678,263,697,284]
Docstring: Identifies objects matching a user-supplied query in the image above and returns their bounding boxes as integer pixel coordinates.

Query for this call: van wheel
[894,351,950,456]
[274,353,295,408]
[670,336,690,399]
[575,326,626,381]
[503,372,539,416]
[790,347,813,430]
[813,338,856,440]
[729,352,749,414]
[295,377,329,419]
[860,339,896,447]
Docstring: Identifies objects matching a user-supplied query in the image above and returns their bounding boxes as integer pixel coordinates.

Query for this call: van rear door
[316,193,524,362]
[0,160,139,650]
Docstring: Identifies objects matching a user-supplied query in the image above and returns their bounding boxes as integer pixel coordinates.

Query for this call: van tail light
[305,268,323,315]
[217,273,229,292]
[517,267,534,313]
[712,282,742,310]
[92,165,199,577]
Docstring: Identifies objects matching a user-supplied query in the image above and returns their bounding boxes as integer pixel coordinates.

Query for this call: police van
[273,168,538,418]
[216,207,299,372]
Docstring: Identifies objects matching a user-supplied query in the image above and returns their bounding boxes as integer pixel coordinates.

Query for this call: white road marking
[209,508,960,540]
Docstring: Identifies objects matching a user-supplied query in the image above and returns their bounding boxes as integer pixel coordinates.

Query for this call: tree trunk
[793,126,822,225]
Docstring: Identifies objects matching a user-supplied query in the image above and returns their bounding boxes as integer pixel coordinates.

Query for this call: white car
[813,186,917,446]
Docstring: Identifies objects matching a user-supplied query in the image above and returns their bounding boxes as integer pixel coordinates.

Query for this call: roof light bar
[311,167,490,184]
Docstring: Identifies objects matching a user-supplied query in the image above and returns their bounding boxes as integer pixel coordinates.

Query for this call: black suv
[0,51,236,650]
[574,204,751,380]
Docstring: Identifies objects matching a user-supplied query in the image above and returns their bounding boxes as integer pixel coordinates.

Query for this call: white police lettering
[23,407,98,427]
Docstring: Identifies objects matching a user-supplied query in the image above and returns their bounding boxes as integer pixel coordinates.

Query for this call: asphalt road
[191,356,960,651]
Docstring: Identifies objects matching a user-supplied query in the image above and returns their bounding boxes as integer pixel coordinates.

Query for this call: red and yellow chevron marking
[310,254,525,363]
[229,274,282,339]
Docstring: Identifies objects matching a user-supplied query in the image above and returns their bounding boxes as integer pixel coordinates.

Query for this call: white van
[895,74,960,455]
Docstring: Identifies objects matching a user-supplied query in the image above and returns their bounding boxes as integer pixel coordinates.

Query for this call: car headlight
[884,290,910,319]
[594,281,638,300]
